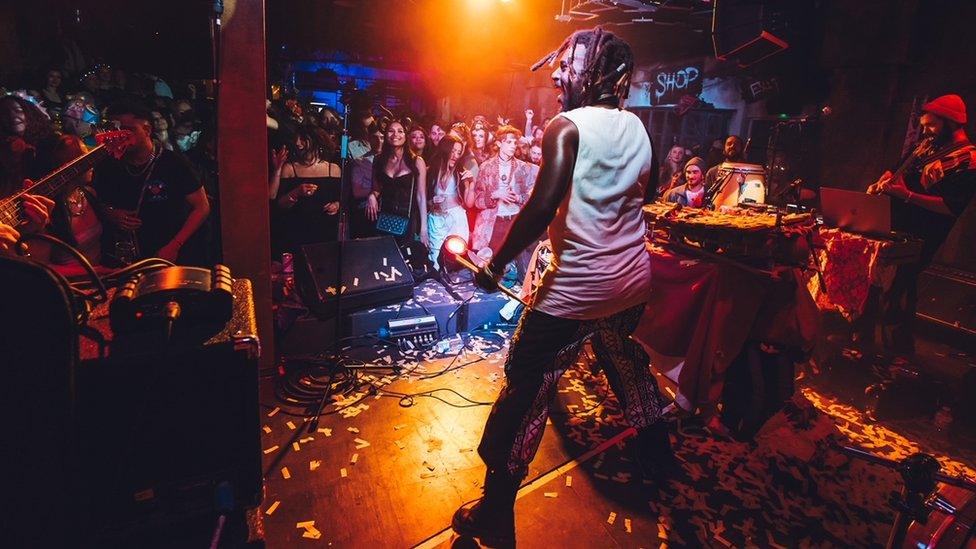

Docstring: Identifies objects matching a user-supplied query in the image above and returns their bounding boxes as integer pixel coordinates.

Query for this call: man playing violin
[868,94,976,354]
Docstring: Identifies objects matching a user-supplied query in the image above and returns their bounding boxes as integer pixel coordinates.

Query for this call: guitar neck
[0,144,108,227]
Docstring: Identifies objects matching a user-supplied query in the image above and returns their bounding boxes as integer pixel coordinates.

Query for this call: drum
[711,162,767,207]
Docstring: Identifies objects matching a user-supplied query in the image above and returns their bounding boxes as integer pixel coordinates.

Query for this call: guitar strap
[132,148,161,216]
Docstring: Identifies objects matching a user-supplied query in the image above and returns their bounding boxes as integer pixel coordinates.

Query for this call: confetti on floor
[607,512,617,525]
[340,468,348,478]
[544,492,558,498]
[296,521,321,540]
[624,518,632,534]
[309,460,321,471]
[266,407,280,418]
[350,453,359,464]
[265,500,280,516]
[347,427,360,434]
[286,421,297,430]
[263,445,279,455]
[281,467,291,480]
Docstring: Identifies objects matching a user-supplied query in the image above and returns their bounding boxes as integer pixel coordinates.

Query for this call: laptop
[820,187,892,236]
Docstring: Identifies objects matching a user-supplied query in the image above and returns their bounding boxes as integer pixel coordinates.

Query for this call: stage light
[445,235,468,256]
[439,235,532,309]
[439,235,468,275]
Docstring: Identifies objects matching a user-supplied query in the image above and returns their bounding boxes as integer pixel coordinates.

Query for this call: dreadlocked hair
[533,27,635,107]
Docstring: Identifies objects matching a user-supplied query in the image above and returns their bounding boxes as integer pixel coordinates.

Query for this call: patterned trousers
[478,304,667,476]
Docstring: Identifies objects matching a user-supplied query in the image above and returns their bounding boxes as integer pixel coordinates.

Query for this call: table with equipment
[633,203,821,419]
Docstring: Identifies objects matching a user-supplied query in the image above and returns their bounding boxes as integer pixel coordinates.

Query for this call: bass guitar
[0,130,130,227]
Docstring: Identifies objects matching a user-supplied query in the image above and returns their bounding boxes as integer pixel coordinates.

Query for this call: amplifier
[298,236,415,317]
[79,279,262,542]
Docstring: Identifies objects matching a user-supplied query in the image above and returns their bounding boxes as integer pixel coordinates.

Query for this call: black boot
[630,421,676,484]
[452,467,523,547]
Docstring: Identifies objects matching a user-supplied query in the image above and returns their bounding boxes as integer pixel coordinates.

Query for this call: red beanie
[922,94,967,124]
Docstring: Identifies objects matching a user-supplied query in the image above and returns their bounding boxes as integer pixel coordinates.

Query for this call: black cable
[17,233,109,304]
[376,387,494,408]
[444,294,474,334]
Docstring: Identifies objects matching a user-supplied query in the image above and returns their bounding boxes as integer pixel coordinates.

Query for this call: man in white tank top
[453,28,672,547]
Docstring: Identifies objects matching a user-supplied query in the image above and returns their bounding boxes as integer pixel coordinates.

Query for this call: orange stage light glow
[444,235,468,255]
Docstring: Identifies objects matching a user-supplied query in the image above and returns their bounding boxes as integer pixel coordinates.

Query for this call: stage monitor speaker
[298,236,415,318]
[712,0,789,68]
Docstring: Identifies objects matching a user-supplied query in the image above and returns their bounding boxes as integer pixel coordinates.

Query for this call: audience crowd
[0,60,741,285]
[0,63,217,268]
[265,98,553,281]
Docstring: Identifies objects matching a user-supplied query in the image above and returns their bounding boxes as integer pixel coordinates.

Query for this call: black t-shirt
[895,155,976,264]
[94,149,201,257]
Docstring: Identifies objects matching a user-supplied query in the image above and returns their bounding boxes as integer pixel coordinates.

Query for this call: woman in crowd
[150,108,175,151]
[425,133,474,268]
[428,122,446,148]
[271,125,342,252]
[370,119,428,247]
[408,124,428,161]
[470,125,490,166]
[0,94,55,198]
[658,144,688,197]
[41,134,106,270]
[37,68,66,115]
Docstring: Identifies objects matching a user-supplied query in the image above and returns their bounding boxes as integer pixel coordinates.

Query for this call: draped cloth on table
[632,244,820,410]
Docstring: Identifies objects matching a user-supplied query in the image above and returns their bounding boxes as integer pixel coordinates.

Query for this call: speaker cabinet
[712,0,789,68]
[297,236,415,317]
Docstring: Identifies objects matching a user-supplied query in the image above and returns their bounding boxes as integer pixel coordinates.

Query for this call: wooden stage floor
[257,328,976,548]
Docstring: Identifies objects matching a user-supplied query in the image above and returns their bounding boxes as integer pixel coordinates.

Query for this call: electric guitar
[0,130,131,228]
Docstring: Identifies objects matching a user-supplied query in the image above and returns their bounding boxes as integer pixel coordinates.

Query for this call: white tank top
[533,106,652,320]
[435,172,457,198]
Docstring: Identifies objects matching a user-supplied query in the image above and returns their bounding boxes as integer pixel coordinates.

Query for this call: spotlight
[440,235,531,309]
[445,235,467,257]
[439,235,467,276]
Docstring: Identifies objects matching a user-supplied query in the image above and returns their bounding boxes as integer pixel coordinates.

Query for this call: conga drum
[711,162,767,207]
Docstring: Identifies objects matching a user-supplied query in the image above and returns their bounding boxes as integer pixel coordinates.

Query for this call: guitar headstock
[913,136,935,158]
[95,130,133,159]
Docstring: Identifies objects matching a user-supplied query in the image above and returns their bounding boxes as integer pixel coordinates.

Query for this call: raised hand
[272,146,289,172]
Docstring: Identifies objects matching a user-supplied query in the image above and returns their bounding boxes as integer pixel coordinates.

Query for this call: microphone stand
[704,168,737,210]
[307,86,353,434]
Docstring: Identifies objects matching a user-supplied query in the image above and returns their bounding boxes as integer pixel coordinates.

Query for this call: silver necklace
[124,146,158,176]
